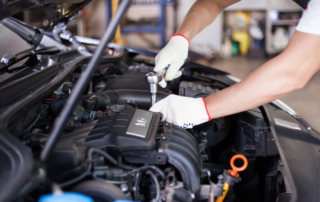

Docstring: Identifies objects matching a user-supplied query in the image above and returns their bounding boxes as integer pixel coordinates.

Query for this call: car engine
[41,63,217,201]
[2,44,285,202]
[0,0,313,200]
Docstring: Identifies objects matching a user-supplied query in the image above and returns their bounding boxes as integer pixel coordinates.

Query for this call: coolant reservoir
[39,193,93,202]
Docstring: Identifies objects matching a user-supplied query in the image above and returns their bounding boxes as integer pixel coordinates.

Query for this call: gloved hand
[150,95,211,128]
[154,34,190,88]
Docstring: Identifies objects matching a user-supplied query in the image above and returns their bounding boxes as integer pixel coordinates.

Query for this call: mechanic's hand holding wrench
[151,34,212,128]
[154,34,190,88]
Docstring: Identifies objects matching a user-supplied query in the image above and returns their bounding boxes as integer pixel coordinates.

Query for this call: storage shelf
[118,0,171,47]
[121,26,163,33]
[271,19,299,25]
[269,7,303,12]
[131,0,174,5]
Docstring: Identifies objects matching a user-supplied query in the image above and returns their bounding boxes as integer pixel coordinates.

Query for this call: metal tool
[145,71,163,106]
[145,57,189,106]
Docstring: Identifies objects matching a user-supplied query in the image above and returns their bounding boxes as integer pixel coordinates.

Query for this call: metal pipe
[40,0,133,162]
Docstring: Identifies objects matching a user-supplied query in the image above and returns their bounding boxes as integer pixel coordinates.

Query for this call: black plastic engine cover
[47,108,160,180]
[47,108,202,194]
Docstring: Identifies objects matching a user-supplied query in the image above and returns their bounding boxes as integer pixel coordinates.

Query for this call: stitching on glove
[170,34,190,46]
[202,97,212,121]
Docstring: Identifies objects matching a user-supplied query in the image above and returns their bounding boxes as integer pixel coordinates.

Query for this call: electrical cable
[131,165,166,180]
[133,171,141,201]
[58,148,95,188]
[58,148,132,188]
[27,114,41,132]
[91,148,136,170]
[59,160,92,188]
[57,148,165,191]
[89,148,118,166]
[89,149,165,201]
[27,104,49,132]
[146,170,160,202]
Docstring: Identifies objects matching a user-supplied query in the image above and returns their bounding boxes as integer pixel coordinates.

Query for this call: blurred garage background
[16,0,320,131]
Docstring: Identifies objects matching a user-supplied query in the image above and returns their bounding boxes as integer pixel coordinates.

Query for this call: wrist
[175,28,194,41]
[201,97,212,121]
[170,34,190,46]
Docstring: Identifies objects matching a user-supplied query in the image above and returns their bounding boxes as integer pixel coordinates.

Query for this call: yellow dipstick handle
[216,182,230,202]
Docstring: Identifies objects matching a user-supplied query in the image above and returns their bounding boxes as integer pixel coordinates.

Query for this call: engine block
[48,108,202,194]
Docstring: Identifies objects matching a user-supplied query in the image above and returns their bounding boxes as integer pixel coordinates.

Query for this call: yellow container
[232,31,250,55]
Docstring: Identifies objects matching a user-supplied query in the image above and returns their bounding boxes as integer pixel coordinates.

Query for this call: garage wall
[85,0,301,56]
[176,0,223,57]
[121,0,223,56]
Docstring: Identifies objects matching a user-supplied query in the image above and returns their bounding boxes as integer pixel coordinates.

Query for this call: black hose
[58,148,165,190]
[58,148,133,188]
[131,165,166,181]
[146,171,160,202]
[27,114,41,132]
[90,148,136,170]
[58,148,96,188]
[59,160,92,188]
[133,171,141,201]
[89,148,118,165]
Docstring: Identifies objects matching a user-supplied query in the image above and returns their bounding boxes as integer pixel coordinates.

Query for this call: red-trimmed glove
[150,95,211,128]
[154,34,190,88]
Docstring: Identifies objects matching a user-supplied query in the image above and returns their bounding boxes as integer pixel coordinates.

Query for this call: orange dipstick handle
[228,154,248,177]
[216,155,248,202]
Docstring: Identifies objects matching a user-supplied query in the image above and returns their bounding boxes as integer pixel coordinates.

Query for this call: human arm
[154,0,240,87]
[175,0,240,40]
[150,31,320,127]
[205,31,320,119]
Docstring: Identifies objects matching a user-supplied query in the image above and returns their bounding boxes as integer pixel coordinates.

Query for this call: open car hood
[0,0,91,29]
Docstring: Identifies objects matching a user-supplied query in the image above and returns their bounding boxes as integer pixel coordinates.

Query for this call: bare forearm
[176,0,239,40]
[205,58,298,118]
[205,31,320,119]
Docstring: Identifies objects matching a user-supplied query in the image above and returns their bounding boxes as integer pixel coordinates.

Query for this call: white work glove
[154,34,190,88]
[150,95,211,129]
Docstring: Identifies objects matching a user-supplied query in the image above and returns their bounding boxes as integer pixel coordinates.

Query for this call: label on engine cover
[126,109,153,138]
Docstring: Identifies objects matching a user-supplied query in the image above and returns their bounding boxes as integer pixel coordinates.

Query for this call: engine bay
[0,45,291,202]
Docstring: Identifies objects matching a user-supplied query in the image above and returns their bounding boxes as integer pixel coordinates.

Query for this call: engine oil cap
[39,193,93,202]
